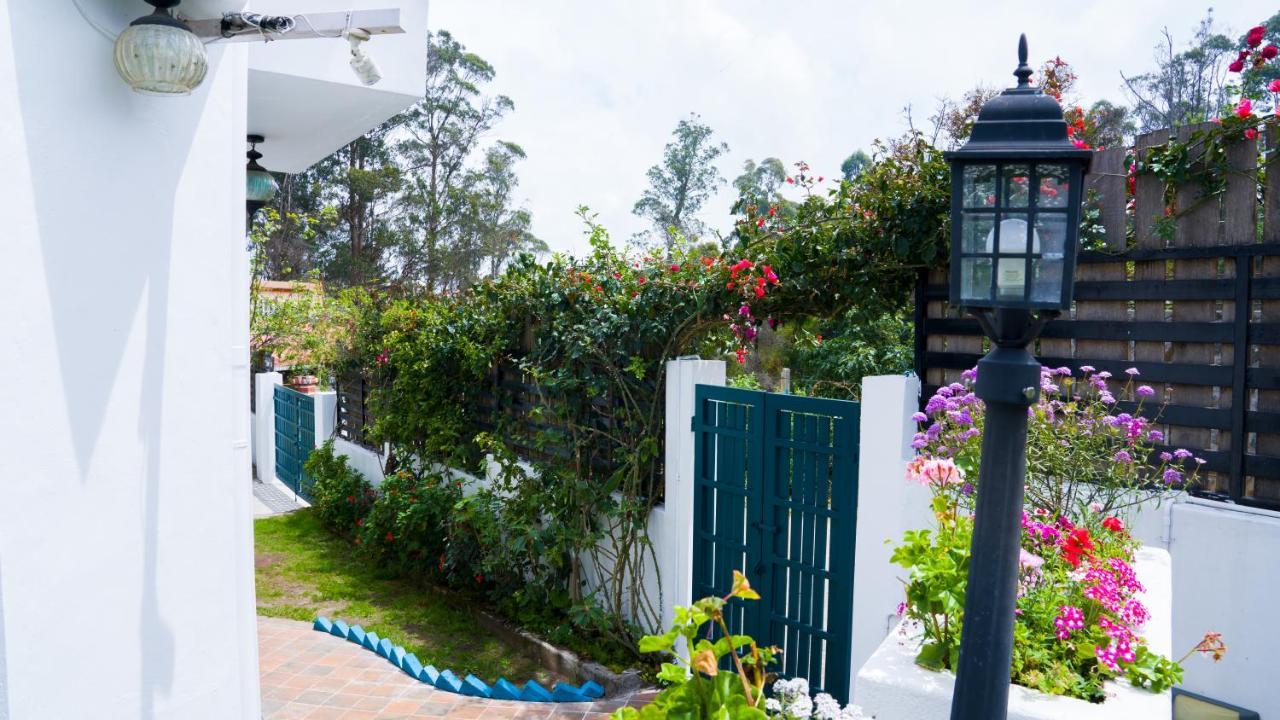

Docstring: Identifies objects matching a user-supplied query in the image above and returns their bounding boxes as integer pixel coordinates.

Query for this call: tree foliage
[633,113,729,247]
[1121,10,1236,131]
[256,30,539,293]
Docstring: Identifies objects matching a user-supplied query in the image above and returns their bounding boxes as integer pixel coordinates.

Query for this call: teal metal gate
[274,385,316,500]
[692,385,860,702]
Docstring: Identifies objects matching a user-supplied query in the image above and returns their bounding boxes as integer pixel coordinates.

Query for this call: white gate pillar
[850,374,931,694]
[253,372,283,482]
[661,358,726,629]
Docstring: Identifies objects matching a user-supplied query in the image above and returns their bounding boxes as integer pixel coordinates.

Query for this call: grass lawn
[255,509,554,684]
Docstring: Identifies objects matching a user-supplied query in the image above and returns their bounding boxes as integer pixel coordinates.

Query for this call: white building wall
[0,4,258,718]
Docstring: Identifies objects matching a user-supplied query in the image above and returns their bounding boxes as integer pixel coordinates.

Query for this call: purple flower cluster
[1021,510,1062,545]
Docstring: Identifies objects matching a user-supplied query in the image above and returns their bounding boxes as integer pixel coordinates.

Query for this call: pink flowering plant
[891,366,1223,702]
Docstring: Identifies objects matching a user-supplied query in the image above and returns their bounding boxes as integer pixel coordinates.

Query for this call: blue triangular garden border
[311,617,603,703]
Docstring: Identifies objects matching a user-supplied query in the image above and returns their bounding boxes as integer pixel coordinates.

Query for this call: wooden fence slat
[1258,122,1280,501]
[1133,130,1172,451]
[1074,147,1129,365]
[1168,124,1222,489]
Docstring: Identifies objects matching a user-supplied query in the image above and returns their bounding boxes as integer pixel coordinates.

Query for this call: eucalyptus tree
[633,113,729,248]
[395,30,515,292]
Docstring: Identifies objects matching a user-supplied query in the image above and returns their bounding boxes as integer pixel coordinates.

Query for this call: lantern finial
[1014,34,1032,88]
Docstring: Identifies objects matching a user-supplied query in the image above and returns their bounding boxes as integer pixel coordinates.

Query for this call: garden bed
[856,546,1171,720]
[254,510,556,684]
[255,509,646,694]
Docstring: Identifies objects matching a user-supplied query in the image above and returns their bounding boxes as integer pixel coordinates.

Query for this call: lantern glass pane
[962,213,995,254]
[1031,258,1064,302]
[1001,164,1032,208]
[995,212,1033,255]
[960,257,993,302]
[997,257,1028,300]
[1038,164,1071,208]
[963,165,998,208]
[1034,213,1068,260]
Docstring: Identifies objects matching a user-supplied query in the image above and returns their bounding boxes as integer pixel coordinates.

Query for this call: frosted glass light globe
[113,13,207,96]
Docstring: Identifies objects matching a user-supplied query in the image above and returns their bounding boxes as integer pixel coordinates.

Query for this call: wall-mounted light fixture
[246,135,279,223]
[113,0,208,96]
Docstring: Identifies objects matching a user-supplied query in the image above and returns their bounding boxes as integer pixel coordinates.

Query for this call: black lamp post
[945,35,1091,720]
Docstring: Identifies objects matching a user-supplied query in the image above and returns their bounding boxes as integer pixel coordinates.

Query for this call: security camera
[344,28,382,86]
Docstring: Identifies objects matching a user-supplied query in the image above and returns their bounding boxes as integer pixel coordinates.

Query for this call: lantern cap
[945,34,1093,166]
[130,1,193,31]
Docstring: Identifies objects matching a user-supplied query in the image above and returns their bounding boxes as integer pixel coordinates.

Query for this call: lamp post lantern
[945,34,1091,720]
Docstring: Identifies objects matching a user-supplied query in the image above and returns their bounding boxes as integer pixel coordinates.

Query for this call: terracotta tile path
[259,617,656,719]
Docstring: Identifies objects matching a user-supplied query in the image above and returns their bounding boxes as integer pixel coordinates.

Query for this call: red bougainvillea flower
[438,553,446,572]
[1102,516,1125,533]
[725,281,734,290]
[1061,527,1095,568]
[815,334,823,344]
[1236,98,1254,118]
[1246,25,1266,48]
[637,276,647,285]
[356,518,364,527]
[474,573,483,584]
[1246,127,1259,141]
[785,176,794,184]
[385,532,394,542]
[346,495,354,504]
[669,264,680,272]
[756,217,766,228]
[1264,44,1280,60]
[754,285,765,299]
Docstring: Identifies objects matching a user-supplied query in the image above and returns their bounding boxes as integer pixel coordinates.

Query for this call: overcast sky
[428,1,1264,256]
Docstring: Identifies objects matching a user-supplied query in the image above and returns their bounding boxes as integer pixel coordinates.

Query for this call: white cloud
[428,0,1265,256]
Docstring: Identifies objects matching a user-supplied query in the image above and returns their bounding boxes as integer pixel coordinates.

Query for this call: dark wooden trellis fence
[915,123,1280,510]
[336,360,665,495]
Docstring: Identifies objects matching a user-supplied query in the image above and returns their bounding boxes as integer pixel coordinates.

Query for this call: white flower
[786,693,813,720]
[813,693,842,720]
[839,705,868,720]
[766,699,783,713]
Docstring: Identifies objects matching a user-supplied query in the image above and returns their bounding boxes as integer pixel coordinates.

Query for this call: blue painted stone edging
[312,616,600,703]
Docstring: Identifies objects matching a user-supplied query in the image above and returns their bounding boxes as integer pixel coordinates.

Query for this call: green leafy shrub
[614,572,774,720]
[305,440,374,536]
[357,468,462,579]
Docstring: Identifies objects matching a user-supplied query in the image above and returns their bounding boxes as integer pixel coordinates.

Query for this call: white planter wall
[857,548,1172,720]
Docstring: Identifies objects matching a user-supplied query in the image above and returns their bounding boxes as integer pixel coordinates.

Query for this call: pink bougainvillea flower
[753,285,765,299]
[1269,78,1280,92]
[1235,98,1253,118]
[1228,59,1245,73]
[1246,25,1266,48]
[1264,44,1280,59]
